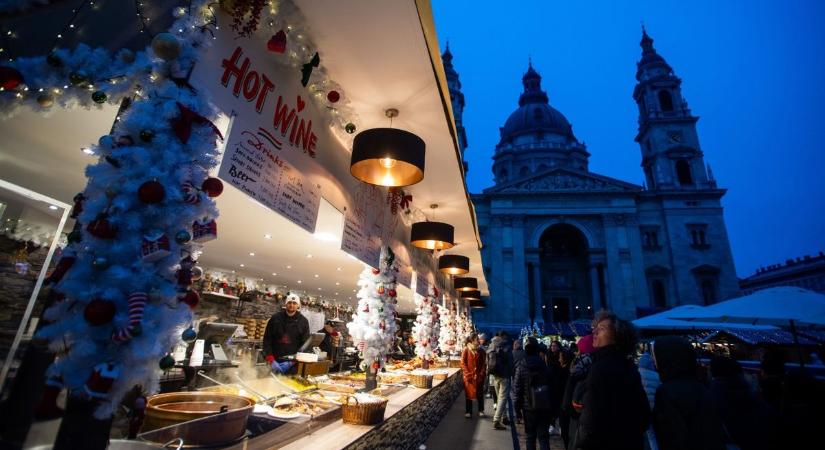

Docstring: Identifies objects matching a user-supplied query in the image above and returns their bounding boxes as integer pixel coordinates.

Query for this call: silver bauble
[151,33,182,61]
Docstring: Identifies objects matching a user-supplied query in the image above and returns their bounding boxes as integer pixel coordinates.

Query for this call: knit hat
[577,334,595,354]
[285,293,301,307]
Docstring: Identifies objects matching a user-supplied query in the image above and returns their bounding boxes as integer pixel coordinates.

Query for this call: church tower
[634,28,715,190]
[442,44,469,171]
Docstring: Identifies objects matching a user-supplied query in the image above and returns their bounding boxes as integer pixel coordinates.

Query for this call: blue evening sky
[432,0,825,278]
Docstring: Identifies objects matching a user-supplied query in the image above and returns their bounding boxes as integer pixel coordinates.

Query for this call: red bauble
[326,91,340,103]
[86,217,116,239]
[138,181,165,204]
[84,299,116,326]
[181,290,200,309]
[388,289,397,298]
[371,362,380,370]
[371,268,380,275]
[201,178,223,198]
[0,66,24,90]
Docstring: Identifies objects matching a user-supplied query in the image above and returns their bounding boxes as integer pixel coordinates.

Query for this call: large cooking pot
[26,438,182,449]
[142,392,253,447]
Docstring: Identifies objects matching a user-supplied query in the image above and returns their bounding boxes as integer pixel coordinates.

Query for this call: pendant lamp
[439,254,469,275]
[453,277,478,292]
[411,204,454,250]
[460,289,481,300]
[468,299,486,309]
[350,109,425,187]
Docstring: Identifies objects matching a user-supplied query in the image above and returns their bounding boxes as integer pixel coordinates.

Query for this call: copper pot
[142,392,253,446]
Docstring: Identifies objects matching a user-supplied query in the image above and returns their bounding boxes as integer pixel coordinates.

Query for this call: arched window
[676,160,693,185]
[520,166,530,178]
[658,90,674,112]
[652,280,667,307]
[498,168,508,182]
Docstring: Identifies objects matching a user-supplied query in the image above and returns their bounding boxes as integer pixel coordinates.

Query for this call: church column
[525,249,540,325]
[511,215,529,323]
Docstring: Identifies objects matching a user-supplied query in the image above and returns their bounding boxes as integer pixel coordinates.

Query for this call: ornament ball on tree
[151,33,182,61]
[326,91,340,103]
[92,91,107,104]
[138,181,165,204]
[84,299,116,326]
[181,290,200,309]
[201,178,223,198]
[0,66,24,90]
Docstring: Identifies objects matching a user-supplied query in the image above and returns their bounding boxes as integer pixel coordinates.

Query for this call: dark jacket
[487,336,514,378]
[262,310,309,360]
[652,336,726,450]
[710,375,777,450]
[317,327,337,356]
[512,348,526,368]
[575,346,650,450]
[512,354,554,412]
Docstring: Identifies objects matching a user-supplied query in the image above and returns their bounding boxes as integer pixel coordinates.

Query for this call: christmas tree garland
[412,286,440,361]
[438,302,457,356]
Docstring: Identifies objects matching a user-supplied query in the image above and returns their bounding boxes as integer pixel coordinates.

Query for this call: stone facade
[450,31,740,331]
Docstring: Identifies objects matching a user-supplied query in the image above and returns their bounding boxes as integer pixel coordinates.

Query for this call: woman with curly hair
[573,311,650,450]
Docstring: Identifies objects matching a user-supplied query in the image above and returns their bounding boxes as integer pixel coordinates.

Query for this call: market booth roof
[633,305,777,331]
[668,287,825,327]
[0,0,488,312]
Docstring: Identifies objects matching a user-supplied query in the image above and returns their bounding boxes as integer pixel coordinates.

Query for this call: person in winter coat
[709,356,778,450]
[562,334,595,450]
[638,351,661,450]
[488,332,514,429]
[513,337,554,450]
[556,350,572,442]
[651,336,726,450]
[460,333,487,418]
[574,311,650,450]
[263,294,309,373]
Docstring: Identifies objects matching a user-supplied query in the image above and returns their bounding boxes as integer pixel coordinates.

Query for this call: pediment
[486,168,641,194]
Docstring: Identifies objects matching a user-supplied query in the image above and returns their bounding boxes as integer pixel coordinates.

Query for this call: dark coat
[262,310,309,360]
[575,346,650,450]
[512,354,553,412]
[652,336,726,450]
[512,348,526,367]
[487,337,514,378]
[711,375,777,450]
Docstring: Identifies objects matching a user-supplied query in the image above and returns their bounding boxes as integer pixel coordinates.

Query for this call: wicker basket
[409,373,434,389]
[432,371,448,381]
[341,395,388,425]
[448,359,461,368]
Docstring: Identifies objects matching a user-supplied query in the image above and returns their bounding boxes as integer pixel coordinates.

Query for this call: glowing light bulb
[379,157,397,169]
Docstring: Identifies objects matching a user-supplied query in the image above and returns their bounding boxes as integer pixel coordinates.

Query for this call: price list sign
[218,127,321,233]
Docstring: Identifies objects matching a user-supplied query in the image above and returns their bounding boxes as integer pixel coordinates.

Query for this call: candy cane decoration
[112,292,147,343]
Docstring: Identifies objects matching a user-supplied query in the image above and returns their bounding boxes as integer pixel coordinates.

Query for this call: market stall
[0,0,486,448]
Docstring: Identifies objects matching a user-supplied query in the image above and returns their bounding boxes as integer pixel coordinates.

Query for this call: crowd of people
[457,310,820,450]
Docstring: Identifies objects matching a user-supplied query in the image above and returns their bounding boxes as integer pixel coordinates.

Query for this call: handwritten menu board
[341,184,382,267]
[415,271,431,297]
[218,127,321,233]
[392,241,413,289]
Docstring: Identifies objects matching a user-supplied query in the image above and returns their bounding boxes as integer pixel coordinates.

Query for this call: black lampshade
[468,299,486,308]
[438,254,469,275]
[460,289,481,300]
[453,277,478,292]
[350,128,425,187]
[410,221,454,250]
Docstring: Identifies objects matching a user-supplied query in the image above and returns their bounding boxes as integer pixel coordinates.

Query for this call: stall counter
[228,367,462,450]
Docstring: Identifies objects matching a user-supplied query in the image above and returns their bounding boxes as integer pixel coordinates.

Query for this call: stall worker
[318,319,340,359]
[263,293,309,373]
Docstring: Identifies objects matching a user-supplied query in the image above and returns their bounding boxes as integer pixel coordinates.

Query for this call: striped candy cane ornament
[112,292,148,343]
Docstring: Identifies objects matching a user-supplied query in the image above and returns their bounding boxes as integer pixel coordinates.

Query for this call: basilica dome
[498,64,576,145]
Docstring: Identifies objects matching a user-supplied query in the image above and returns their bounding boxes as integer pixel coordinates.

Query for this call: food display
[317,376,365,393]
[377,372,409,385]
[268,374,317,393]
[238,317,268,339]
[199,383,264,402]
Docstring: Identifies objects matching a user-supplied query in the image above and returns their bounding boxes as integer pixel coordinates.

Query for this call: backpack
[526,364,552,410]
[487,343,510,377]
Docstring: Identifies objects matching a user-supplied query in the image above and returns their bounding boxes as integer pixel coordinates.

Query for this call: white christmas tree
[456,310,472,349]
[347,246,399,372]
[33,4,223,418]
[438,303,457,356]
[412,286,440,361]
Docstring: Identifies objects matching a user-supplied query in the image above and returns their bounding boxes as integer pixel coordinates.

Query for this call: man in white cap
[263,293,309,373]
